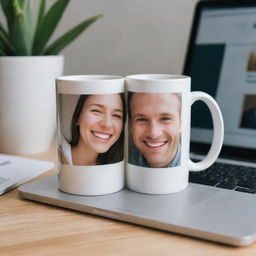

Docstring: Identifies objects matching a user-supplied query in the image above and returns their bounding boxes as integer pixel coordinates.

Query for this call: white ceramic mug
[56,75,125,196]
[126,74,224,194]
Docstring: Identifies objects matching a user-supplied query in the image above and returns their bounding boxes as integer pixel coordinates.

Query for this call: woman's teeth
[145,141,166,148]
[93,132,111,139]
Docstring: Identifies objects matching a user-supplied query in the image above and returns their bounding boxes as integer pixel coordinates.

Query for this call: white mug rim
[126,74,190,81]
[56,75,124,94]
[57,75,124,82]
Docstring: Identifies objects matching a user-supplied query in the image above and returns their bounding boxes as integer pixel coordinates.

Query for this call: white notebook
[0,154,54,195]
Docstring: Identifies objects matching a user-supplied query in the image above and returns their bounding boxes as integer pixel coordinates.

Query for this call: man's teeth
[93,132,111,139]
[146,142,165,147]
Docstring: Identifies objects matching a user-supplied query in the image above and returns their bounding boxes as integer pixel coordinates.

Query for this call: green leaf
[0,0,15,31]
[0,48,7,56]
[34,0,46,43]
[13,0,24,15]
[44,14,103,55]
[0,30,16,54]
[0,22,8,37]
[0,23,8,54]
[33,0,70,55]
[9,0,33,55]
[0,39,8,55]
[0,0,13,17]
[1,0,27,29]
[1,0,33,55]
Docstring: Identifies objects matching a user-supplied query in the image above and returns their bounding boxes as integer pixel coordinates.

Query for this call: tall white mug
[126,74,224,194]
[56,75,125,196]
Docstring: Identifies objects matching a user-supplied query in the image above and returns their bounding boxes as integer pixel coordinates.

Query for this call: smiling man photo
[128,92,181,168]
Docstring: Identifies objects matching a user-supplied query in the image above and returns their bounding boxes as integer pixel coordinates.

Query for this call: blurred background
[48,0,198,76]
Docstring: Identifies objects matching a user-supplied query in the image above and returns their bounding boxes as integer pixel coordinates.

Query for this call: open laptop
[19,0,256,247]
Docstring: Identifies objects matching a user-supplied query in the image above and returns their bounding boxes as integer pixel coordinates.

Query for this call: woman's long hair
[70,94,126,165]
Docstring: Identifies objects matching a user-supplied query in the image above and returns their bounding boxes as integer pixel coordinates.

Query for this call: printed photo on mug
[128,92,182,168]
[56,75,125,196]
[58,93,126,166]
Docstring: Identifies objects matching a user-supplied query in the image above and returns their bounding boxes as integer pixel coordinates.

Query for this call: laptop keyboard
[189,161,256,194]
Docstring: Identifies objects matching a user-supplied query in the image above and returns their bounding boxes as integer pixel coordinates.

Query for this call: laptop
[19,0,256,247]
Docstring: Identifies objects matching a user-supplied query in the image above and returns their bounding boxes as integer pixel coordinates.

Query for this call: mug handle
[189,91,224,171]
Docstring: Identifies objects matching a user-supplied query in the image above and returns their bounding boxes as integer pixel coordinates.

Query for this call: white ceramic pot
[0,56,64,154]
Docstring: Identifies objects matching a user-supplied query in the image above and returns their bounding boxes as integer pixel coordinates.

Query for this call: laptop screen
[184,0,256,159]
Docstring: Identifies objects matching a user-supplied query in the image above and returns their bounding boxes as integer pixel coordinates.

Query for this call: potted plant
[0,0,102,154]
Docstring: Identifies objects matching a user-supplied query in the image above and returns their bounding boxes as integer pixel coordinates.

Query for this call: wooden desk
[1,145,256,255]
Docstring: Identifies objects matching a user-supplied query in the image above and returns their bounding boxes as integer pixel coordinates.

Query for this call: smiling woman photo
[61,93,126,166]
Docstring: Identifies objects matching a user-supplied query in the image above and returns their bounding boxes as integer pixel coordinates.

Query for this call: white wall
[33,1,199,75]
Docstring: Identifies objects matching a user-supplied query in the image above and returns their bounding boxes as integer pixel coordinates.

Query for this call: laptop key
[216,181,237,189]
[235,187,256,194]
[236,180,256,189]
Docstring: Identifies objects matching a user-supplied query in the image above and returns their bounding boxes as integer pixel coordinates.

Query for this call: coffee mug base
[59,161,124,196]
[58,187,124,197]
[127,183,188,195]
[126,164,189,195]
